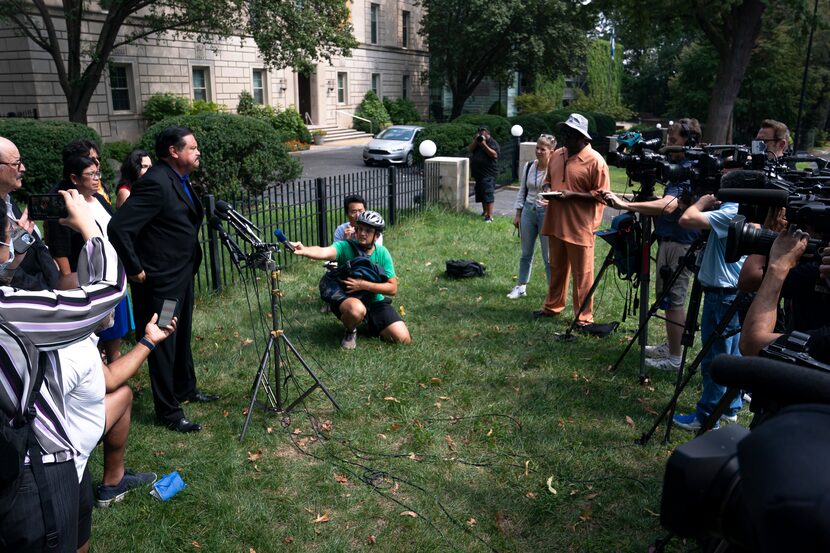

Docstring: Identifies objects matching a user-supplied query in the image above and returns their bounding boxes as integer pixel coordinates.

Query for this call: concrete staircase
[308,124,373,144]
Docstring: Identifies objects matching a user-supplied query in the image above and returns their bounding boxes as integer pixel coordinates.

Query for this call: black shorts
[330,297,402,336]
[78,466,93,548]
[474,176,496,203]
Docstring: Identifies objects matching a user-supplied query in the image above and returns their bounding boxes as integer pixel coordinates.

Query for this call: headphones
[677,120,699,147]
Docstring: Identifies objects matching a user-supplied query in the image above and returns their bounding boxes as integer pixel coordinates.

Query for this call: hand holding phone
[156,298,178,329]
[28,194,68,220]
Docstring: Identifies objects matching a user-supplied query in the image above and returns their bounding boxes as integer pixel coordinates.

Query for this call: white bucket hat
[556,113,592,140]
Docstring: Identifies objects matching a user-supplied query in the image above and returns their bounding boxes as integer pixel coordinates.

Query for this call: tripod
[639,291,750,445]
[610,234,706,376]
[238,248,340,441]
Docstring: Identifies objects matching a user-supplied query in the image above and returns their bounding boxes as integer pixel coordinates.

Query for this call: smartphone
[27,194,68,220]
[157,298,178,329]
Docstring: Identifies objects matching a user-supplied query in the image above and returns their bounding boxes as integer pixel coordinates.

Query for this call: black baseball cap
[477,125,489,132]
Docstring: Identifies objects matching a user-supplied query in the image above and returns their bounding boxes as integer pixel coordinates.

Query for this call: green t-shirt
[333,240,396,303]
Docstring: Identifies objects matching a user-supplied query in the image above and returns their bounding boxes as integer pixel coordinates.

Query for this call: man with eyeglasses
[0,137,59,291]
[755,119,789,160]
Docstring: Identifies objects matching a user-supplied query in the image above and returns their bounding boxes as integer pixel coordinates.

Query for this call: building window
[402,11,410,48]
[192,67,210,101]
[370,3,379,44]
[337,72,348,104]
[371,73,381,96]
[402,75,410,100]
[109,63,133,112]
[252,69,266,104]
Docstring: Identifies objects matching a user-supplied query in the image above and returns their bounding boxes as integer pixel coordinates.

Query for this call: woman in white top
[507,135,555,299]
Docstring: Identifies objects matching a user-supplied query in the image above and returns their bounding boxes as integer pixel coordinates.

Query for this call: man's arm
[603,192,679,216]
[737,254,767,293]
[103,314,176,392]
[740,227,809,356]
[342,275,398,297]
[291,242,337,261]
[679,194,718,230]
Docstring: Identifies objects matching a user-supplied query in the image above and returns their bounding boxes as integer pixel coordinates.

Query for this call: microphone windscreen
[711,354,830,405]
[720,170,768,190]
[716,188,789,206]
[215,200,231,213]
[273,229,287,242]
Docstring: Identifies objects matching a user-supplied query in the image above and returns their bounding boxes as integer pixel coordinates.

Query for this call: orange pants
[542,235,595,324]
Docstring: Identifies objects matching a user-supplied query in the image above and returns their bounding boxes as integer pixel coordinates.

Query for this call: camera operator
[673,194,746,431]
[603,118,702,372]
[740,227,830,363]
[468,125,500,223]
[755,119,790,161]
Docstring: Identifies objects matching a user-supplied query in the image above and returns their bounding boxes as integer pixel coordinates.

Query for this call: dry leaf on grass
[192,541,201,549]
[320,420,333,432]
[579,508,592,522]
[434,401,442,408]
[625,415,635,428]
[266,427,273,434]
[282,536,294,544]
[526,492,537,499]
[313,511,330,523]
[444,434,456,451]
[292,428,302,435]
[367,534,377,544]
[486,428,493,437]
[389,423,401,431]
[438,396,450,401]
[383,396,400,403]
[547,476,557,495]
[495,512,512,534]
[249,548,256,553]
[399,511,417,518]
[587,492,599,500]
[334,474,349,485]
[247,450,262,462]
[466,518,477,527]
[408,452,424,462]
[241,338,253,346]
[222,410,228,418]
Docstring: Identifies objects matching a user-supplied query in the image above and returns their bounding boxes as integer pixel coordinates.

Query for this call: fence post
[203,194,222,292]
[316,177,329,246]
[387,166,397,226]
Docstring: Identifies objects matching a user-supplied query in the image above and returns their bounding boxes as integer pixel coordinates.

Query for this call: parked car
[362,125,424,167]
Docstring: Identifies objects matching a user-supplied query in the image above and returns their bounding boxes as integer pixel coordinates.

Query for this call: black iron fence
[195,163,439,293]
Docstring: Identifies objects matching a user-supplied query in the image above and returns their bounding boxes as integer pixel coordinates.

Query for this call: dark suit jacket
[108,160,203,295]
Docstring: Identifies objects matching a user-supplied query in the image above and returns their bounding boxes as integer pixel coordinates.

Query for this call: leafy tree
[568,39,631,119]
[382,97,422,125]
[0,0,356,124]
[419,0,590,120]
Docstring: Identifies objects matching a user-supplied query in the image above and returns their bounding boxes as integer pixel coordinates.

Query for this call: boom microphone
[716,188,790,207]
[273,229,295,252]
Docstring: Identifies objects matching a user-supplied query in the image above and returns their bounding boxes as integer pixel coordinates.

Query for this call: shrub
[104,140,135,164]
[413,122,478,163]
[189,100,225,115]
[451,114,510,143]
[587,112,617,138]
[382,97,422,125]
[273,106,312,143]
[354,90,392,134]
[507,114,551,142]
[488,100,506,117]
[144,93,190,125]
[0,119,107,200]
[139,113,301,197]
[237,91,257,116]
[514,92,556,115]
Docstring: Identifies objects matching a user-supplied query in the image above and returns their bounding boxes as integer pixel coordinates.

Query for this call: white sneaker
[645,356,681,372]
[341,329,357,350]
[506,285,527,299]
[644,342,670,359]
[720,413,738,424]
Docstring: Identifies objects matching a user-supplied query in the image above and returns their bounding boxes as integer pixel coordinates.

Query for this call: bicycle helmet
[356,210,385,233]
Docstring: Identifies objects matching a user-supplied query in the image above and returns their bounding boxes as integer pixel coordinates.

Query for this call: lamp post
[510,124,523,181]
[418,139,437,159]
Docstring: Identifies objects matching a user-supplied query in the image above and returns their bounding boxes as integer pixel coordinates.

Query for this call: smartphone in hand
[157,298,178,329]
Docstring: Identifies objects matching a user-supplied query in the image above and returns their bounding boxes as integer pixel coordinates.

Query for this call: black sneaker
[96,470,157,508]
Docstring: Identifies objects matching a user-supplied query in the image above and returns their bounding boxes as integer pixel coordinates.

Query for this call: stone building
[0,0,429,142]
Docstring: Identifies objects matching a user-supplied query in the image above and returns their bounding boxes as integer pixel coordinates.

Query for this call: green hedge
[236,92,312,143]
[104,140,135,164]
[413,122,478,163]
[507,115,551,142]
[140,113,301,197]
[586,112,617,138]
[382,97,422,125]
[144,93,190,125]
[451,114,510,143]
[0,119,109,200]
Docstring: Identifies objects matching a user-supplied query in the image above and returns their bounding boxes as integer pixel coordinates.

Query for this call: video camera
[607,131,751,202]
[659,351,830,552]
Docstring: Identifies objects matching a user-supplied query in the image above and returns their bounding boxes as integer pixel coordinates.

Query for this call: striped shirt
[0,236,126,463]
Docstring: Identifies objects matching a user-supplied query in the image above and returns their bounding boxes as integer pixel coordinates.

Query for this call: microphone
[716,188,790,207]
[213,200,262,246]
[273,229,295,252]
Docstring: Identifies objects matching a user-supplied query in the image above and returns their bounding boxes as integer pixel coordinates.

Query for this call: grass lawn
[89,205,718,552]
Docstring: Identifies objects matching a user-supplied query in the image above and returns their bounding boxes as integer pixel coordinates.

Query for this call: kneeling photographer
[603,118,702,372]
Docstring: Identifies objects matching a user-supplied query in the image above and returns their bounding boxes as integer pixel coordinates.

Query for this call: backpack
[319,241,389,304]
[445,259,486,278]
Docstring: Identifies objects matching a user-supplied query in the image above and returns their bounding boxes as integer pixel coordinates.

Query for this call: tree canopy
[418,0,591,120]
[0,0,357,123]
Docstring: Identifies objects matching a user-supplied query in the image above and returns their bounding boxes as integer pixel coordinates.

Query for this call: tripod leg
[561,248,615,339]
[281,334,341,413]
[239,335,276,442]
[697,386,741,435]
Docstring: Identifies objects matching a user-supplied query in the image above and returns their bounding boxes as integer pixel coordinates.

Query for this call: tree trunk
[449,93,468,120]
[702,0,765,143]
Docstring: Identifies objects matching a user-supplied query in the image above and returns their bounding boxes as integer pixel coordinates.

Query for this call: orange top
[541,144,609,246]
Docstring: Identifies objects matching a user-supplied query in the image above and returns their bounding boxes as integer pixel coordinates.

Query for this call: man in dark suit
[109,126,218,433]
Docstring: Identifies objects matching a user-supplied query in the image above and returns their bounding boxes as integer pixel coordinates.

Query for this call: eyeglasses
[0,160,23,170]
[81,171,102,179]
